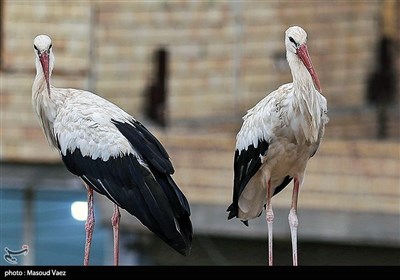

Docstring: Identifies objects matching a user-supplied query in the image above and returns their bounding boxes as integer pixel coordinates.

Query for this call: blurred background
[0,0,399,265]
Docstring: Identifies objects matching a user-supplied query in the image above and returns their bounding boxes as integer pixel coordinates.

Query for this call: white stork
[227,26,329,266]
[32,35,193,265]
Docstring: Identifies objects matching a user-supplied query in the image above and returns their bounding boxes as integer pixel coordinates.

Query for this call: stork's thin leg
[111,204,121,266]
[84,187,95,266]
[266,179,274,266]
[289,177,300,266]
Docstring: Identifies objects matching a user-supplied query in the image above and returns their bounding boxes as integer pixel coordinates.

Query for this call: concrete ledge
[98,197,400,248]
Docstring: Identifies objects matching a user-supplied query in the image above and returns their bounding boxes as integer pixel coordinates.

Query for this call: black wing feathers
[227,139,293,223]
[112,119,173,173]
[227,140,269,220]
[60,119,192,256]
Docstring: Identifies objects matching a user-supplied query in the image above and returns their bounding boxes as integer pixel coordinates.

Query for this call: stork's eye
[33,45,41,55]
[289,36,297,46]
[49,44,52,49]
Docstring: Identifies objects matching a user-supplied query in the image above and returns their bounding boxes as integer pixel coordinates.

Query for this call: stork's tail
[124,164,193,256]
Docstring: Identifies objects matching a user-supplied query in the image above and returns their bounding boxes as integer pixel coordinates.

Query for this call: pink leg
[111,204,121,266]
[84,187,95,266]
[289,177,300,266]
[266,179,274,266]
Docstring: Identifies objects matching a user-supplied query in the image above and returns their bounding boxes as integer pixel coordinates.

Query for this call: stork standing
[32,35,193,265]
[227,26,329,266]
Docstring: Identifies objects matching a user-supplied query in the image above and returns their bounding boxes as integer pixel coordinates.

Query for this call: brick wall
[1,0,398,162]
[153,132,400,216]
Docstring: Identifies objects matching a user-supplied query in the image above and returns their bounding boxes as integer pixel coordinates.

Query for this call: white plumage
[32,35,192,265]
[228,26,329,266]
[53,90,135,160]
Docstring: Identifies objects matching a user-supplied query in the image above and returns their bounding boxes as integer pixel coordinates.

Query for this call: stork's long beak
[39,52,51,96]
[296,44,322,93]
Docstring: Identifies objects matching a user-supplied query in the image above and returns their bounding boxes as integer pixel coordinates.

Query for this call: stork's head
[33,35,54,96]
[285,26,321,92]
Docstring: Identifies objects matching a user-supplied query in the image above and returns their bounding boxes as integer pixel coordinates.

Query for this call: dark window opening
[144,47,169,128]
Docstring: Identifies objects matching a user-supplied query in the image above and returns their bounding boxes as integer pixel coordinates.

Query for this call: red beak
[296,44,322,92]
[39,52,51,96]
